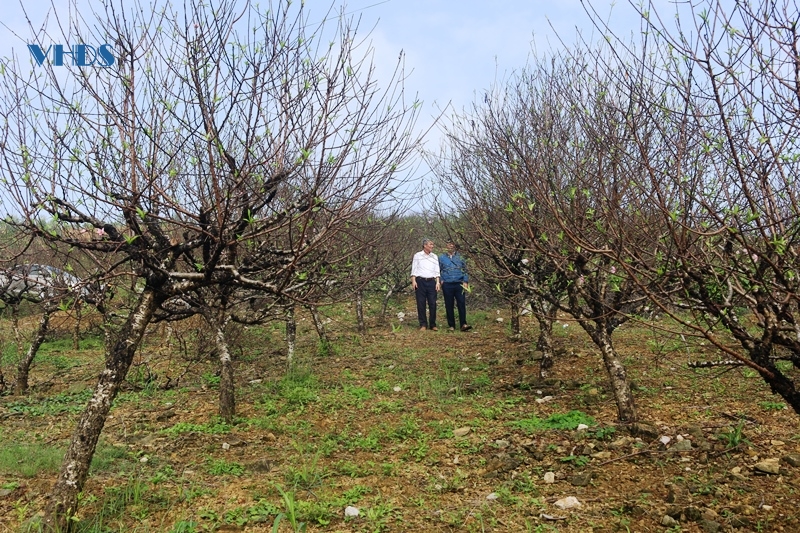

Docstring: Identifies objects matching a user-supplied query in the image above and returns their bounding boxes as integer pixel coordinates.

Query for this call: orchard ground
[0,299,798,532]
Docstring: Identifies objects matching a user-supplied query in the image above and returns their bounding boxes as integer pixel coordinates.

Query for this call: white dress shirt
[411,250,441,278]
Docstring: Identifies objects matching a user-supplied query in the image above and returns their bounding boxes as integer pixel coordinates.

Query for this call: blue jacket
[439,252,469,284]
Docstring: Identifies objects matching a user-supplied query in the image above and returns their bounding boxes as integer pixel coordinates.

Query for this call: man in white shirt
[411,238,441,331]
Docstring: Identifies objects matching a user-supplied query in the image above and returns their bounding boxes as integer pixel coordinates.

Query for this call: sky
[0,0,689,191]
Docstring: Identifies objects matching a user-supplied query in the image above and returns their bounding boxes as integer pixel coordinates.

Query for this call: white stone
[393,386,402,392]
[486,492,499,501]
[659,436,672,445]
[222,442,230,450]
[553,496,581,509]
[577,424,589,431]
[344,506,360,517]
[544,471,555,484]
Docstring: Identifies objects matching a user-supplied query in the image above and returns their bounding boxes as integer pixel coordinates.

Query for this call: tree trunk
[73,304,81,350]
[11,304,22,359]
[14,307,52,395]
[533,301,556,379]
[308,304,329,345]
[379,286,394,325]
[510,300,521,339]
[356,290,366,333]
[211,313,235,424]
[43,287,162,531]
[595,329,637,423]
[285,303,296,368]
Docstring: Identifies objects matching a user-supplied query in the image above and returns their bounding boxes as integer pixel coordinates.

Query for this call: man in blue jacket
[439,240,472,332]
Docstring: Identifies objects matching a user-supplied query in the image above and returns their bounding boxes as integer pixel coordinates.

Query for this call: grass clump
[0,440,65,477]
[6,388,93,417]
[509,410,596,433]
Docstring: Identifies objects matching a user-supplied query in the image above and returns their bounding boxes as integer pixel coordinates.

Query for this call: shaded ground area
[1,302,799,532]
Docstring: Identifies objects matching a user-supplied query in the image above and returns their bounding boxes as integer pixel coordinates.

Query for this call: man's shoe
[461,324,472,331]
[448,327,455,331]
[420,326,427,331]
[431,326,438,331]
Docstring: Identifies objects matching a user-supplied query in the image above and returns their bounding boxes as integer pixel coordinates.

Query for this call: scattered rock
[569,472,592,486]
[494,439,510,448]
[686,425,704,439]
[699,519,722,532]
[543,471,555,484]
[729,515,755,529]
[610,437,633,449]
[553,496,581,509]
[669,439,693,452]
[661,515,679,527]
[486,492,499,501]
[732,504,757,516]
[574,445,593,456]
[684,506,703,522]
[782,454,800,467]
[453,427,471,437]
[483,454,523,477]
[727,466,749,482]
[344,505,360,517]
[591,451,612,460]
[754,458,781,474]
[628,422,659,440]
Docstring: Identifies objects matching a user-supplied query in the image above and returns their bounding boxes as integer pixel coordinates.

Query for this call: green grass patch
[509,410,596,433]
[90,442,135,474]
[0,440,65,477]
[5,388,93,417]
[205,458,245,476]
[162,419,233,435]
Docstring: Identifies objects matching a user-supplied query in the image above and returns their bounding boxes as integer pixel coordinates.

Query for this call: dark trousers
[415,278,437,328]
[442,282,467,328]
